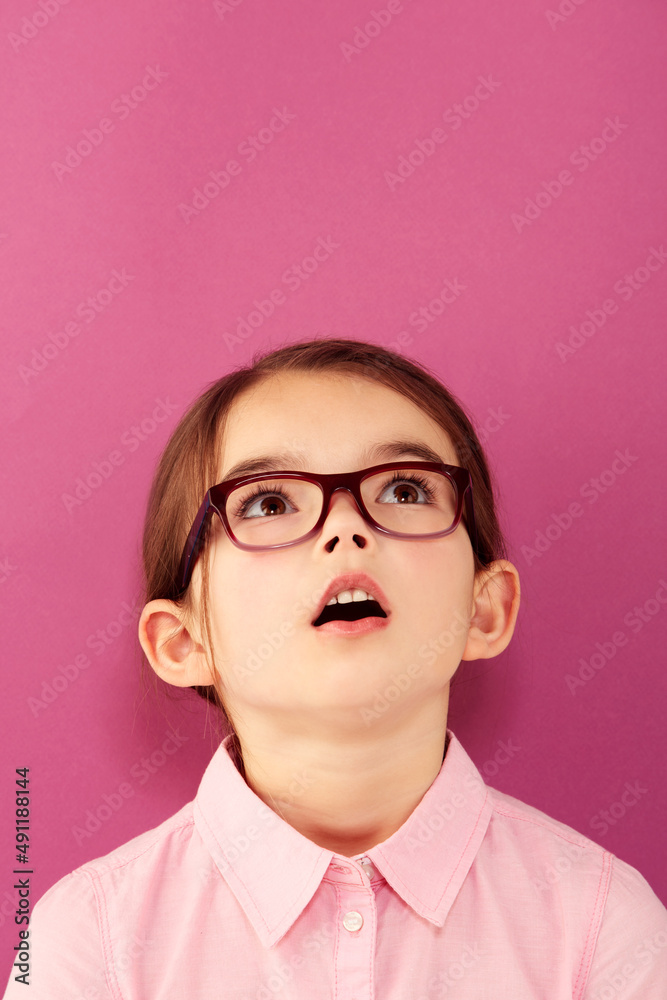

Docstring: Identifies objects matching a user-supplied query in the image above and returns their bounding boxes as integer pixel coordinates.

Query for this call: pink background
[2,0,666,967]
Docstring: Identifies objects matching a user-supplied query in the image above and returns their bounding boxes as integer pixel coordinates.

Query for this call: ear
[460,559,521,661]
[138,599,216,687]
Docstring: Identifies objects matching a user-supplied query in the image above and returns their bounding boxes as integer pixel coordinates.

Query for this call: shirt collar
[193,728,492,947]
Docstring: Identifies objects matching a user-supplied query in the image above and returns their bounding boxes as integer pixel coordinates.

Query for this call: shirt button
[360,859,375,879]
[342,910,364,932]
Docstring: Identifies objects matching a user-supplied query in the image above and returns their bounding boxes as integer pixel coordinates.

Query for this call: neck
[229,701,450,857]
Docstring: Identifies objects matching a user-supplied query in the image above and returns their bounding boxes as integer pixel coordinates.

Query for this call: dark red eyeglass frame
[172,461,479,598]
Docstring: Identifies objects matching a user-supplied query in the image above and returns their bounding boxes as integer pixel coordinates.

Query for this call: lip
[313,616,390,637]
[311,572,391,626]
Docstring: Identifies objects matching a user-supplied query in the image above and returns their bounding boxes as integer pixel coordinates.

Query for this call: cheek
[397,538,474,628]
[209,551,298,642]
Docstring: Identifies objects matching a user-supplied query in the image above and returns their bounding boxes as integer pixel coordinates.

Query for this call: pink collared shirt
[4,729,667,998]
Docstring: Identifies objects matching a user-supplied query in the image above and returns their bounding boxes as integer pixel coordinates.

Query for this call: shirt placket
[325,856,379,1000]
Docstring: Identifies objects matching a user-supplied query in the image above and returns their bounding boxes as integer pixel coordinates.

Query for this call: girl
[5,338,666,998]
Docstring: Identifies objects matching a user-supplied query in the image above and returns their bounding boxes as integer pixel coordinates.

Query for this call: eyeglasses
[174,461,478,597]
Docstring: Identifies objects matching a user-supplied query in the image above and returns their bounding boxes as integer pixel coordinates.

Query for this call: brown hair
[141,337,509,740]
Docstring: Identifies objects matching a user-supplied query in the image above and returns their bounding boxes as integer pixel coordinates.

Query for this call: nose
[319,486,370,552]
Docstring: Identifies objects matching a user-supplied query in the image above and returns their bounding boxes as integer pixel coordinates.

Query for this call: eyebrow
[222,440,446,480]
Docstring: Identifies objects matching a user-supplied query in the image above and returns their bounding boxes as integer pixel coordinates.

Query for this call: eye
[377,475,434,504]
[236,489,296,519]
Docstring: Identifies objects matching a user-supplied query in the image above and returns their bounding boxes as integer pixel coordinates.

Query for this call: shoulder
[485,784,607,863]
[75,799,197,881]
[480,786,667,994]
[482,783,659,898]
[2,802,200,997]
[28,800,198,907]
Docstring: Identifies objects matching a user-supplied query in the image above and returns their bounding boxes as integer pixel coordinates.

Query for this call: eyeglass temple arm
[175,496,213,597]
[463,481,480,560]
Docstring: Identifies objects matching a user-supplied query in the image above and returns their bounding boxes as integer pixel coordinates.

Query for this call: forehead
[218,371,458,476]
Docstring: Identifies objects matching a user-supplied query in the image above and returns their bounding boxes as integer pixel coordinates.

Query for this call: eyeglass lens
[224,468,459,547]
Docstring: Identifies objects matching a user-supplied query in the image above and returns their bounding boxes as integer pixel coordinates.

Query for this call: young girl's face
[196,371,479,733]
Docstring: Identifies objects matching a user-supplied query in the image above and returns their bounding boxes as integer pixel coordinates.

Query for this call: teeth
[325,588,374,606]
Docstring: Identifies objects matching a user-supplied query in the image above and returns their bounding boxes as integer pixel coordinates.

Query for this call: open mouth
[313,599,388,627]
